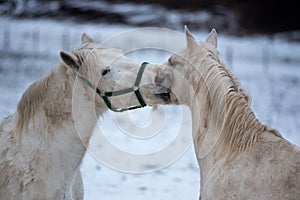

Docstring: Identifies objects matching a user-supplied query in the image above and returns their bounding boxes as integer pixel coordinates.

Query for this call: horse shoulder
[201,130,300,200]
[247,131,300,198]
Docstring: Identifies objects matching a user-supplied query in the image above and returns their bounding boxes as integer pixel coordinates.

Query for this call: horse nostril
[155,76,164,85]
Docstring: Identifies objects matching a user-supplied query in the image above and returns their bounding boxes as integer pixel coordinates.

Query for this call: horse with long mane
[164,27,300,199]
[0,33,171,199]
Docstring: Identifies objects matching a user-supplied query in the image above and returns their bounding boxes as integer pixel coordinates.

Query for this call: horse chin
[146,92,170,107]
[142,92,170,107]
[147,85,171,105]
[155,93,171,103]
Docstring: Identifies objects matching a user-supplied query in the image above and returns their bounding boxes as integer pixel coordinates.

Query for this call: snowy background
[0,13,300,200]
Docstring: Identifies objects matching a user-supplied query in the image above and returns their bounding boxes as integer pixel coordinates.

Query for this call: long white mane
[184,31,282,156]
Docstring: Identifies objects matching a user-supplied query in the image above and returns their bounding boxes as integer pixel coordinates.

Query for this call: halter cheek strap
[74,62,149,112]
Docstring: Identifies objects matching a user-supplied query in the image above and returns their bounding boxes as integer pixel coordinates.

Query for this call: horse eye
[101,67,111,76]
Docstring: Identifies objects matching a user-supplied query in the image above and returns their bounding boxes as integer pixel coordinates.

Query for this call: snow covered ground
[0,17,299,200]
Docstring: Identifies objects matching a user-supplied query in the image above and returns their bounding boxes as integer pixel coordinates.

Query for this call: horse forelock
[73,49,100,83]
[77,42,104,51]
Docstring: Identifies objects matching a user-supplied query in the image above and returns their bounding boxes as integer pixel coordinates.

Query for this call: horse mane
[196,43,282,155]
[16,70,53,135]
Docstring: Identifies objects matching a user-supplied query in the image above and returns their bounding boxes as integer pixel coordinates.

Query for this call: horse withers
[0,33,172,199]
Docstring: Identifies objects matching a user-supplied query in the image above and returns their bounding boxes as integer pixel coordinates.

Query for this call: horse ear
[60,51,80,70]
[206,28,218,48]
[185,25,197,50]
[81,33,94,44]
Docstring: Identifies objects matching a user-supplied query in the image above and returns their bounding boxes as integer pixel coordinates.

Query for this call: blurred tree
[1,0,299,34]
[106,0,300,33]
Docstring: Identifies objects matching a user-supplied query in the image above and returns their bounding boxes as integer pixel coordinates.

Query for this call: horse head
[59,33,172,113]
[160,26,220,105]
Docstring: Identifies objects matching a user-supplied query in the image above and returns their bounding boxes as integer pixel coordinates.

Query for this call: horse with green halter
[0,33,172,200]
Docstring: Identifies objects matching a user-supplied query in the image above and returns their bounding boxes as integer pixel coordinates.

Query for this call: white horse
[164,27,300,199]
[0,33,172,199]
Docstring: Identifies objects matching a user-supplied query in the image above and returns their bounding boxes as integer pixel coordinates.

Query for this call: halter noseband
[75,62,149,112]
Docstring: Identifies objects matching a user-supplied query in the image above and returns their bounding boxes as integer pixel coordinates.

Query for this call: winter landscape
[0,2,300,199]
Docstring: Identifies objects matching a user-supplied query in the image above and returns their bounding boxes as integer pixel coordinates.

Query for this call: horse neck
[186,53,266,163]
[43,64,106,144]
[16,63,105,169]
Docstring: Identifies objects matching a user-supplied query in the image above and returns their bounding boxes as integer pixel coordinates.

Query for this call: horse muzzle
[151,68,173,103]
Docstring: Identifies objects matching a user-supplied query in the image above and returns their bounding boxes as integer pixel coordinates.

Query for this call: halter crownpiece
[75,62,149,112]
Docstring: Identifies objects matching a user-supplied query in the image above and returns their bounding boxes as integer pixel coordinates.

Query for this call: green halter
[75,62,149,112]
